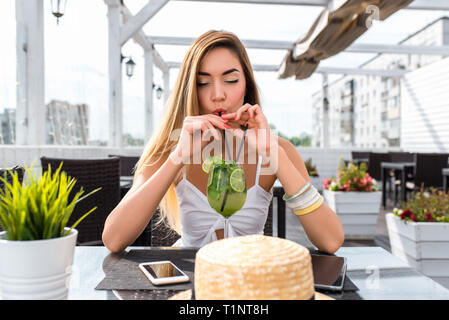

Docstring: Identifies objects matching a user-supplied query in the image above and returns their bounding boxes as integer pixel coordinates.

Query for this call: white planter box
[323,190,382,240]
[386,213,449,287]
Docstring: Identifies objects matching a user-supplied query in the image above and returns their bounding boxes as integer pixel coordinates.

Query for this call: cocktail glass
[206,159,247,238]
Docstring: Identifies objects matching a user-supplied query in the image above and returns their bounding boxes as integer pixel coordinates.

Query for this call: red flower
[410,213,418,222]
[426,212,434,222]
[400,209,412,220]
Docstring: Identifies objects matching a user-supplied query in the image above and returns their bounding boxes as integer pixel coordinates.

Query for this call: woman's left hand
[221,103,278,160]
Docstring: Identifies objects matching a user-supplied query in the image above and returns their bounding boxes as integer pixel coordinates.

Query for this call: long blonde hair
[134,30,261,234]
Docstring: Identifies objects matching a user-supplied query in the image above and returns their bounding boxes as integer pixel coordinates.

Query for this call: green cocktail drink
[207,162,247,218]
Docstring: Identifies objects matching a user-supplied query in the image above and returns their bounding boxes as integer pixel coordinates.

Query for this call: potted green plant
[386,187,449,289]
[322,159,381,239]
[0,164,100,300]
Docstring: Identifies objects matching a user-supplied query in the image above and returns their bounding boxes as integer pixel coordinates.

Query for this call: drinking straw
[218,112,232,160]
[218,112,232,215]
[236,124,249,163]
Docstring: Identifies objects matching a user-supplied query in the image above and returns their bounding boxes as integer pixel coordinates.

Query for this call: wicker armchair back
[40,157,120,245]
[108,155,139,176]
[0,166,25,190]
[0,166,25,232]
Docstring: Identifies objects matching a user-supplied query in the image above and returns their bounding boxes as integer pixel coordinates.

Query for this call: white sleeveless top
[173,156,273,248]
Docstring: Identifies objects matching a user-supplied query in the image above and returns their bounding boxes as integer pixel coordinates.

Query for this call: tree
[269,123,311,147]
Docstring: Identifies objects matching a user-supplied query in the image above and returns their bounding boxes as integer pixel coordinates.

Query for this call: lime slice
[202,156,222,174]
[229,168,245,192]
[207,168,214,187]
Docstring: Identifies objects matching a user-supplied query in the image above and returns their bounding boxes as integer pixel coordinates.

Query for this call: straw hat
[169,235,333,300]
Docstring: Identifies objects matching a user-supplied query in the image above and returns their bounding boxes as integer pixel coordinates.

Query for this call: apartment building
[46,100,89,145]
[312,17,449,148]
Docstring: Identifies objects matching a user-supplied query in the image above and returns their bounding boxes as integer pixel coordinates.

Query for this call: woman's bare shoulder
[133,153,170,185]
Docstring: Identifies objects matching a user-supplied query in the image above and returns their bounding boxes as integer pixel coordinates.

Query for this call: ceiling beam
[121,5,152,50]
[148,35,449,55]
[316,66,407,77]
[171,0,328,6]
[166,61,280,72]
[120,0,168,46]
[167,61,407,77]
[346,44,449,55]
[153,48,169,74]
[172,0,449,10]
[147,35,293,50]
[121,5,169,73]
[405,0,449,11]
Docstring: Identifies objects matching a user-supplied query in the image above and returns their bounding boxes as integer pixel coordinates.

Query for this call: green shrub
[0,164,100,240]
[393,187,449,223]
[323,158,379,192]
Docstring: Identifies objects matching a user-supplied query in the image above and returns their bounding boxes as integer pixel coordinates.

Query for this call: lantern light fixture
[51,0,67,25]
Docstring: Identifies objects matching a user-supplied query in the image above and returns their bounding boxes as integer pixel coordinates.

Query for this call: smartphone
[311,254,347,291]
[138,260,190,286]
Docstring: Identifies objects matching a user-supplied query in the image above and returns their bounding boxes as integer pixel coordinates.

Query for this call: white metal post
[106,0,122,147]
[15,0,46,145]
[163,70,170,103]
[144,48,154,142]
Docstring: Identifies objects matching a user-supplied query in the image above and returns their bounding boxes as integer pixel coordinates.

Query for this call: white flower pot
[386,213,449,288]
[323,190,382,240]
[0,228,78,300]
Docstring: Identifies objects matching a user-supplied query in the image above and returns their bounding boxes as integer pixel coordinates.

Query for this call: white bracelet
[290,194,323,212]
[286,186,319,209]
[287,186,319,208]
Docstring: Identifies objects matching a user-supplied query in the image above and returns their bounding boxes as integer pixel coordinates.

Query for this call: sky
[0,1,448,143]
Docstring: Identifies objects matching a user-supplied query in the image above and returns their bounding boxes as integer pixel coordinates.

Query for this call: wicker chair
[351,151,370,161]
[149,209,181,247]
[389,152,415,162]
[40,157,120,246]
[367,152,391,182]
[0,166,25,232]
[108,155,139,176]
[0,166,25,190]
[393,153,449,203]
[408,153,449,190]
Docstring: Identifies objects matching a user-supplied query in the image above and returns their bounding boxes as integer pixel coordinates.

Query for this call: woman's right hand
[169,114,230,164]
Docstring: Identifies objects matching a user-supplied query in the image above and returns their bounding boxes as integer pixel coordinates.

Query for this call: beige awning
[279,0,413,80]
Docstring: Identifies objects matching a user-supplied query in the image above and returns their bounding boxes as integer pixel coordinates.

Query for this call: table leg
[401,169,406,203]
[278,198,286,239]
[382,167,386,208]
[444,176,448,193]
[274,187,286,239]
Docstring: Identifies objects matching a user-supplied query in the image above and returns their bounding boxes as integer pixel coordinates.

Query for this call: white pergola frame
[15,0,449,148]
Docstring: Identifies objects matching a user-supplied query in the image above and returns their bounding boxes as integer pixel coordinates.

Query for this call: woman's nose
[212,82,225,102]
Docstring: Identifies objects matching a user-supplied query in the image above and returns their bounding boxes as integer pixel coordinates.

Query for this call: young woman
[102,30,344,253]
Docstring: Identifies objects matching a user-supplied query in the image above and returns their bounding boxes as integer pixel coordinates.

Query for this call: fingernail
[224,124,231,129]
[223,119,229,122]
[234,115,238,120]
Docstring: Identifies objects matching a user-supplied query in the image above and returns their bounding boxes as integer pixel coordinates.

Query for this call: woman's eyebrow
[198,68,240,76]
